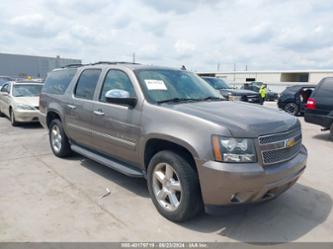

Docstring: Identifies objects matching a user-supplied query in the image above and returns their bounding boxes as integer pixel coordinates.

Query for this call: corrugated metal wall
[0,53,81,78]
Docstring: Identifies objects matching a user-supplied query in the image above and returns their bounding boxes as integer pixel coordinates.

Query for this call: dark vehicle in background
[0,76,14,88]
[243,82,279,101]
[278,84,315,116]
[305,77,333,138]
[202,77,260,103]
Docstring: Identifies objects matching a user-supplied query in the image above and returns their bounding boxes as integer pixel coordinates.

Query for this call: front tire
[147,151,203,222]
[49,119,72,157]
[10,109,18,126]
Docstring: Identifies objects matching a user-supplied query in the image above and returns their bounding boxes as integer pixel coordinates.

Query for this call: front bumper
[196,145,307,206]
[38,112,47,128]
[14,109,40,123]
[227,95,260,103]
[246,97,260,103]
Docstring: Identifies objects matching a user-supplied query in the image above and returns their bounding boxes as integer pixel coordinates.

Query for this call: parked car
[39,62,307,222]
[0,76,14,88]
[0,81,43,126]
[278,84,315,115]
[202,77,260,103]
[305,77,333,138]
[243,82,279,101]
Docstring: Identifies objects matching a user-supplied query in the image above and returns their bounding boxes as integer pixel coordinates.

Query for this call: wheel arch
[46,110,62,128]
[142,135,199,173]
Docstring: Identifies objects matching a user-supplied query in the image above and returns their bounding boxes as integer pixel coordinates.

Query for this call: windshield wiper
[157,98,201,104]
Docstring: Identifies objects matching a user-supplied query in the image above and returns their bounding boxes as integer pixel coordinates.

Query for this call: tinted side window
[99,70,135,102]
[43,69,77,95]
[316,78,333,97]
[75,69,101,100]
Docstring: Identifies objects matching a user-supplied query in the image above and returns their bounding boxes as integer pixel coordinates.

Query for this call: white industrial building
[198,70,333,92]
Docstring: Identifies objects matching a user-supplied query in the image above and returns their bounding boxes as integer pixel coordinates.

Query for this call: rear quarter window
[42,69,77,95]
[314,78,333,97]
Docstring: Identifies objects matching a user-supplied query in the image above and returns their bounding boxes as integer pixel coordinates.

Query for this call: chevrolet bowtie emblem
[286,138,297,148]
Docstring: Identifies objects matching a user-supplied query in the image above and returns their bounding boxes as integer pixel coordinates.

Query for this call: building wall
[309,72,333,83]
[0,53,81,78]
[215,72,281,83]
[199,70,333,92]
[202,71,333,84]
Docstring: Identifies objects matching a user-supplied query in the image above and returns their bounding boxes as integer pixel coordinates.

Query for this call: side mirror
[0,92,8,96]
[105,89,137,108]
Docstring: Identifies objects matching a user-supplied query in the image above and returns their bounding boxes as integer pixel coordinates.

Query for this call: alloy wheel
[285,103,298,115]
[51,125,62,153]
[152,162,182,212]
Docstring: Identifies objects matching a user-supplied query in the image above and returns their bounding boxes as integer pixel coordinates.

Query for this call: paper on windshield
[144,79,167,90]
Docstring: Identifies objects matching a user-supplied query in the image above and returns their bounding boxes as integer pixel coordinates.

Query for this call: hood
[166,101,299,137]
[13,96,39,107]
[220,89,258,96]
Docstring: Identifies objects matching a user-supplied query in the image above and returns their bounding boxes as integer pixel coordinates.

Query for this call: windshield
[135,69,221,103]
[13,84,42,97]
[203,77,231,90]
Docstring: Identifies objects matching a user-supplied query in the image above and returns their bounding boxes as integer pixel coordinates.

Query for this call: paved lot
[0,103,333,242]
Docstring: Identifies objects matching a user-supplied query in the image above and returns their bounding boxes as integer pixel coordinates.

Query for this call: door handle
[67,104,77,110]
[93,110,105,116]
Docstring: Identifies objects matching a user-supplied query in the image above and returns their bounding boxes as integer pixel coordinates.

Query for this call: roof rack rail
[90,61,141,65]
[62,64,85,68]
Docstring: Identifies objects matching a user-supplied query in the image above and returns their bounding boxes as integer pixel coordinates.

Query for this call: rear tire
[284,103,299,116]
[330,123,333,141]
[147,150,203,222]
[49,119,72,157]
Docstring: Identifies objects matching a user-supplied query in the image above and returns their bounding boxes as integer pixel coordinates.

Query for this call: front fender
[138,133,201,168]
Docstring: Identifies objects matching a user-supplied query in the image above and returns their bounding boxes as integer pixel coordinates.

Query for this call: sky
[0,0,333,72]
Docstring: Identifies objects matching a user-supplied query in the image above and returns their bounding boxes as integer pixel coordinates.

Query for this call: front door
[91,69,141,166]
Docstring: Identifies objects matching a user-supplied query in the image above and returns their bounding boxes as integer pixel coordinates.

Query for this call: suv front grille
[259,129,300,145]
[258,129,302,165]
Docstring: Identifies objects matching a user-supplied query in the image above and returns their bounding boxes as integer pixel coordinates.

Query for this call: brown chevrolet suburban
[39,62,307,222]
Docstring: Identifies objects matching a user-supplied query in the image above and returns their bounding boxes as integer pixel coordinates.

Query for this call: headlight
[16,104,35,110]
[212,136,257,163]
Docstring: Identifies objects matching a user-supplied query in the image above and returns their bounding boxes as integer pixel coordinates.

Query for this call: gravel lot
[0,103,332,242]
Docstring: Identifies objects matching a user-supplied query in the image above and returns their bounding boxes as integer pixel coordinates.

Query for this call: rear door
[91,69,141,166]
[312,78,333,116]
[66,68,102,148]
[299,87,315,112]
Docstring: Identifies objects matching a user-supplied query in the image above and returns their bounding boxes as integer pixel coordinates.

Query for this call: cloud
[276,25,333,52]
[139,0,204,14]
[242,23,274,44]
[0,0,333,71]
[174,40,196,55]
[8,14,60,38]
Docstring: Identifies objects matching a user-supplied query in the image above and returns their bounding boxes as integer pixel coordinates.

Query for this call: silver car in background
[0,81,43,126]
